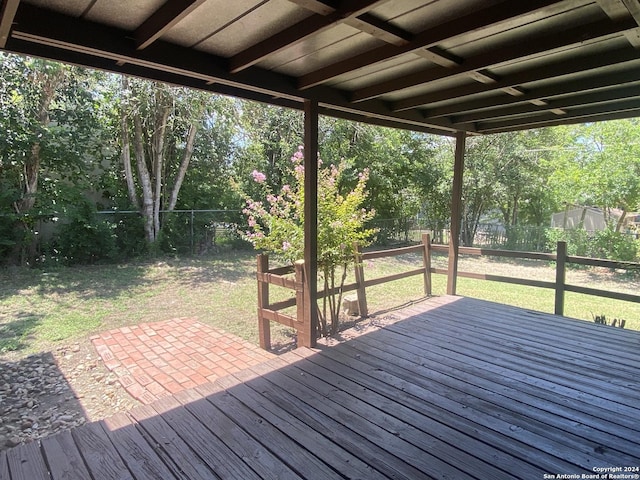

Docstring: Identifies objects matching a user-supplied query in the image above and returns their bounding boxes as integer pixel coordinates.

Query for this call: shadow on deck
[2,296,639,479]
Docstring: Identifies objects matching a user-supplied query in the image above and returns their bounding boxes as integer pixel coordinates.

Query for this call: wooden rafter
[345,13,412,46]
[297,0,564,90]
[425,65,640,121]
[9,3,457,136]
[135,0,207,50]
[0,0,19,48]
[290,0,412,45]
[393,45,640,113]
[228,0,388,73]
[351,16,638,102]
[475,98,640,133]
[450,84,640,124]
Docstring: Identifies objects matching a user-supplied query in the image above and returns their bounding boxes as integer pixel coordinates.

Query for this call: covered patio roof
[2,0,640,136]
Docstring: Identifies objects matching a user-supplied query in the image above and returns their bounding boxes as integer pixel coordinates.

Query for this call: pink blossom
[282,241,291,251]
[295,164,304,174]
[251,170,266,183]
[281,184,291,193]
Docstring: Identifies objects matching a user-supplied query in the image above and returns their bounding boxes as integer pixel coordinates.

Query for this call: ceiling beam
[425,63,640,118]
[135,0,207,50]
[297,0,564,89]
[449,83,640,124]
[392,46,640,112]
[290,0,412,46]
[9,3,458,136]
[479,107,640,134]
[475,98,640,133]
[344,13,412,46]
[228,0,387,73]
[0,0,19,48]
[351,15,638,102]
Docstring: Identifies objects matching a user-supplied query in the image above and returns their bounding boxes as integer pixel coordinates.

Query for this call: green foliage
[242,148,376,334]
[546,227,638,261]
[52,202,117,265]
[546,227,590,256]
[589,229,638,262]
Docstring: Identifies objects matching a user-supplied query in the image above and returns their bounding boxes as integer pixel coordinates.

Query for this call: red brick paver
[91,318,274,404]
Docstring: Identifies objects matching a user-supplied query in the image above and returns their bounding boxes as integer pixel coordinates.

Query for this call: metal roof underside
[2,0,640,136]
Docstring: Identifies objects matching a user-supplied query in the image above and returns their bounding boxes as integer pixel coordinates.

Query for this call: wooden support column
[302,99,319,347]
[447,131,466,295]
[554,241,567,316]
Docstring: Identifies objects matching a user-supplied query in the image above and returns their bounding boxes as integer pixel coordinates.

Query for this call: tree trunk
[167,123,197,211]
[120,107,140,210]
[152,94,171,239]
[615,209,627,233]
[10,69,64,265]
[133,114,155,243]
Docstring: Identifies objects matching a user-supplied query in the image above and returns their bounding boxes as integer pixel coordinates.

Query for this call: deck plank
[149,394,263,480]
[41,430,92,480]
[129,403,220,480]
[426,298,640,364]
[386,312,640,424]
[348,333,639,468]
[287,347,539,479]
[102,413,178,480]
[192,383,347,480]
[290,346,551,479]
[5,441,49,480]
[175,388,305,480]
[348,329,640,459]
[71,421,134,480]
[258,356,469,479]
[0,450,9,480]
[216,371,390,480]
[249,359,429,480]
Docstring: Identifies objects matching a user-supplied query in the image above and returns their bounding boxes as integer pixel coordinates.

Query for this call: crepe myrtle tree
[242,146,376,336]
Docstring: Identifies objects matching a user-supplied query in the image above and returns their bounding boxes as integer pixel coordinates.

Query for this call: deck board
[3,295,640,480]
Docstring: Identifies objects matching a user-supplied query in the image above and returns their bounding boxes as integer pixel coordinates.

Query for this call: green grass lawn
[1,249,638,359]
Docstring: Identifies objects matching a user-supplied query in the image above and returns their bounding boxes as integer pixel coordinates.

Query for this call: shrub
[588,229,638,262]
[242,147,376,335]
[545,228,590,256]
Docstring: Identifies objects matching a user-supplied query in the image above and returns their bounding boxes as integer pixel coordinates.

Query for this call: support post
[555,241,567,316]
[303,99,319,347]
[294,260,311,347]
[422,233,432,296]
[257,254,271,350]
[447,131,466,295]
[353,243,368,318]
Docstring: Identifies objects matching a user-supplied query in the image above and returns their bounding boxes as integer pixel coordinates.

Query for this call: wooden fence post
[353,243,369,318]
[295,260,314,348]
[257,254,271,350]
[422,233,432,296]
[554,241,567,316]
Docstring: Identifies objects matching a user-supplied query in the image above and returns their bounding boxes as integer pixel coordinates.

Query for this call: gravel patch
[0,341,139,451]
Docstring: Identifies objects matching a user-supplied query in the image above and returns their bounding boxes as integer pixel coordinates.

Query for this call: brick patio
[91,318,274,404]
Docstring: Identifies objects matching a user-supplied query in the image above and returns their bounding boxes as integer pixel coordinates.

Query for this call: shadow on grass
[0,251,256,303]
[162,251,256,287]
[0,312,44,355]
[0,264,152,303]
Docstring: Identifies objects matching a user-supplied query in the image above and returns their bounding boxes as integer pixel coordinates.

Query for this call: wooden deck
[2,295,639,480]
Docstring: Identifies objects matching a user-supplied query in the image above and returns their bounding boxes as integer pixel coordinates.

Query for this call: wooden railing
[256,234,432,350]
[432,241,640,315]
[257,238,640,350]
[256,256,311,350]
